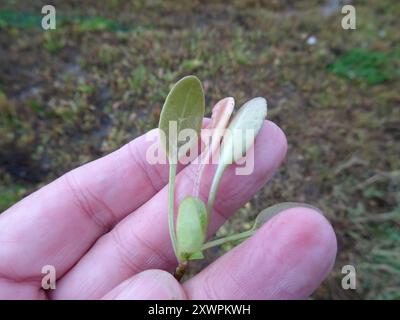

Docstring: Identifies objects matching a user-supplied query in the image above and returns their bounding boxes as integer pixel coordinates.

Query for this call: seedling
[158,76,311,280]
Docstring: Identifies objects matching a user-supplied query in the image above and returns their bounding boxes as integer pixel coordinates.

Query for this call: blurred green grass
[0,10,127,31]
[328,48,394,84]
[0,0,399,299]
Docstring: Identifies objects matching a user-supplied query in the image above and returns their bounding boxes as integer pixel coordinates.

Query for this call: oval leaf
[192,97,235,197]
[207,97,235,153]
[252,202,322,231]
[176,196,208,260]
[158,76,205,162]
[207,97,267,215]
[220,97,267,165]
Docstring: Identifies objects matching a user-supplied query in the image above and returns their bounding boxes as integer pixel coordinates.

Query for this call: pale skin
[0,120,337,299]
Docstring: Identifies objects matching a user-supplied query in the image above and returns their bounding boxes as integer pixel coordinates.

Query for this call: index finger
[0,128,179,282]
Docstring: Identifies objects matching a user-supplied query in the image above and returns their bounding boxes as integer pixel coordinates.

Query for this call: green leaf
[188,251,204,260]
[251,202,322,231]
[207,97,267,214]
[220,97,267,165]
[158,76,205,262]
[158,75,205,162]
[176,196,208,260]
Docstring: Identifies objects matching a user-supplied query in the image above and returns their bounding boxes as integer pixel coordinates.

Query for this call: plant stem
[201,230,254,251]
[206,163,227,217]
[168,163,178,258]
[174,260,188,281]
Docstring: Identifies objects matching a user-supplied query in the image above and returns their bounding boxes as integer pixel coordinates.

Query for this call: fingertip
[262,207,337,266]
[184,206,337,300]
[252,207,337,298]
[263,120,288,161]
[250,120,287,183]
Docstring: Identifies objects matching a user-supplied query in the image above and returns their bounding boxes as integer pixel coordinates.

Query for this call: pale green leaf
[188,251,204,260]
[158,75,205,162]
[220,97,267,165]
[207,97,267,215]
[176,196,208,260]
[252,202,322,231]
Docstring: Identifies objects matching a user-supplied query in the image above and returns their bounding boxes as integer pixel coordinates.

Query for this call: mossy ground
[0,0,399,299]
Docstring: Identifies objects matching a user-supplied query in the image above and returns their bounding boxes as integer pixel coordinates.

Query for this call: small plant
[158,75,312,280]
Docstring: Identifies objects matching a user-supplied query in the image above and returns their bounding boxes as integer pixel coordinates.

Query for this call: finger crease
[111,227,174,274]
[127,141,162,193]
[63,172,112,232]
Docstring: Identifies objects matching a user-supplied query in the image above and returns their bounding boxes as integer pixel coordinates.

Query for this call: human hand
[0,121,337,299]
